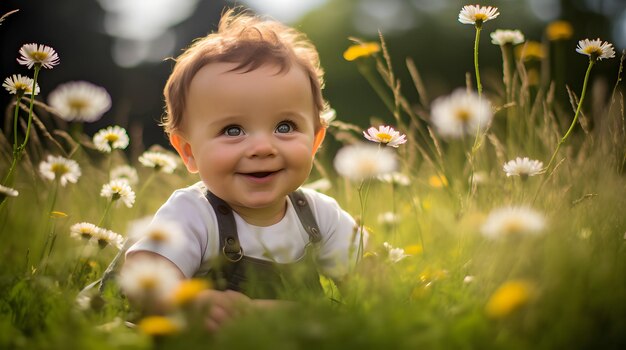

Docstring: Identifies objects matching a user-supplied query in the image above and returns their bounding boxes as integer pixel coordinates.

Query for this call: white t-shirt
[126,182,364,280]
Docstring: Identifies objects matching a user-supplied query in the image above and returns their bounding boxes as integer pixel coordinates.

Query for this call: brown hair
[162,8,326,135]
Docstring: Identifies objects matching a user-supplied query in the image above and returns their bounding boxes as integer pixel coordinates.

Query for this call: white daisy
[0,184,19,198]
[481,206,546,239]
[430,89,493,138]
[333,143,397,181]
[138,151,178,174]
[363,125,407,148]
[93,125,129,153]
[16,43,60,69]
[458,5,500,26]
[39,155,81,186]
[503,157,543,179]
[3,74,40,96]
[378,212,400,225]
[48,81,112,122]
[128,218,184,248]
[110,164,139,185]
[302,178,332,192]
[118,255,181,304]
[490,29,525,46]
[70,222,100,241]
[377,172,411,186]
[100,179,136,208]
[576,38,616,61]
[383,242,409,263]
[91,228,124,250]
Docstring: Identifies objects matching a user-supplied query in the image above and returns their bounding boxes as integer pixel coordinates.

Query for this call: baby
[124,8,364,330]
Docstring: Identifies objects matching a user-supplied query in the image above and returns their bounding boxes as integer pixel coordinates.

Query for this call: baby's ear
[312,127,326,155]
[170,132,198,173]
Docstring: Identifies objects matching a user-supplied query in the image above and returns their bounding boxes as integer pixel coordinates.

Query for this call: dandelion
[546,38,615,172]
[363,125,407,148]
[138,151,178,174]
[490,29,525,46]
[377,172,411,186]
[48,81,112,122]
[458,5,500,27]
[383,242,409,263]
[93,125,129,153]
[503,157,543,179]
[459,5,500,97]
[100,179,136,208]
[16,43,60,69]
[0,184,19,199]
[546,20,573,41]
[110,164,139,185]
[70,222,100,241]
[430,89,493,138]
[91,228,124,250]
[39,155,82,186]
[118,256,181,305]
[404,244,422,255]
[343,42,380,61]
[481,206,546,239]
[576,38,616,61]
[137,316,181,337]
[171,279,210,306]
[302,178,332,192]
[3,74,39,96]
[485,279,535,318]
[333,143,397,181]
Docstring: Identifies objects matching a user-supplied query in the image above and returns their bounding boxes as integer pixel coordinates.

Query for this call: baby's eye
[275,121,295,134]
[223,125,243,137]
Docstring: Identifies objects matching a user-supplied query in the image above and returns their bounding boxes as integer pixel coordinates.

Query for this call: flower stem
[356,60,395,114]
[545,59,595,172]
[98,199,114,227]
[474,26,483,97]
[19,65,41,152]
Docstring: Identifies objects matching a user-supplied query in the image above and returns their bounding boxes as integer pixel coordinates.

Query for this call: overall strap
[288,189,322,244]
[205,191,244,262]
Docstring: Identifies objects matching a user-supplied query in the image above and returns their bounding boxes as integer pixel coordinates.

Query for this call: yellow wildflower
[404,244,423,255]
[428,175,448,188]
[485,279,536,318]
[343,42,380,61]
[515,41,545,61]
[138,315,180,337]
[546,20,573,41]
[171,279,210,306]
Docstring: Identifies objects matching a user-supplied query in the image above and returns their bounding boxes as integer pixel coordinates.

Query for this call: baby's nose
[246,133,277,157]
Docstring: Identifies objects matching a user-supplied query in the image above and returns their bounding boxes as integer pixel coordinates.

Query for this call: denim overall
[200,190,325,299]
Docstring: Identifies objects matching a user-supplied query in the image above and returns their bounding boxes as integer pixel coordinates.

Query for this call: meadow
[1,4,625,349]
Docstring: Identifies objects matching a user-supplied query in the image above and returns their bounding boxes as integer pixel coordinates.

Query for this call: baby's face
[179,62,317,221]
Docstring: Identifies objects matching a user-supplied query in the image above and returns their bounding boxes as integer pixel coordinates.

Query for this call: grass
[1,4,625,350]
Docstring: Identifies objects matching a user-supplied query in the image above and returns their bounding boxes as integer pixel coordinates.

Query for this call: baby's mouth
[240,171,279,178]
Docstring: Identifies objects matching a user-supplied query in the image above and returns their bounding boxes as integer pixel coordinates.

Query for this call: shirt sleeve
[125,185,216,278]
[302,188,367,280]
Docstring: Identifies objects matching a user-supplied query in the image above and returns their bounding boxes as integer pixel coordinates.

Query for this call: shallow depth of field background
[1,0,625,349]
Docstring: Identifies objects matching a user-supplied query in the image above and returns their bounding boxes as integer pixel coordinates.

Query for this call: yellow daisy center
[474,13,488,21]
[68,99,88,112]
[502,219,525,235]
[139,276,158,290]
[148,230,168,242]
[138,316,179,336]
[376,132,393,143]
[104,134,119,143]
[455,109,472,123]
[30,52,49,61]
[583,46,602,56]
[51,163,69,176]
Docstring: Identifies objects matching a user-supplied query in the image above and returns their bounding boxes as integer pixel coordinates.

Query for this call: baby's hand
[196,289,252,332]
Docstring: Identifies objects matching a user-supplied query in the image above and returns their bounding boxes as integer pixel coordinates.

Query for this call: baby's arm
[124,251,255,331]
